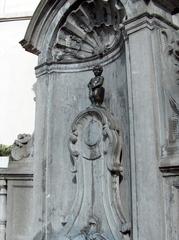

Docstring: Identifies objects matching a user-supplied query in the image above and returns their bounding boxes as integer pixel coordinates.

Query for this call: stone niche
[21,0,131,239]
[21,0,179,240]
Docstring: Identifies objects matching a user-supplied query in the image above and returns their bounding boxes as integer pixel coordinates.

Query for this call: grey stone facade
[1,0,176,240]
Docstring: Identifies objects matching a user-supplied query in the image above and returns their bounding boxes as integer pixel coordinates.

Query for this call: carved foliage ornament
[51,0,125,63]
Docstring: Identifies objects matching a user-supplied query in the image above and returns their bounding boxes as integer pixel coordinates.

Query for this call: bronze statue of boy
[88,65,105,106]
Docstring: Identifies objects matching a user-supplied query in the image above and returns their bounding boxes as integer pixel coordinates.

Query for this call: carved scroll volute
[54,66,130,240]
[67,108,130,240]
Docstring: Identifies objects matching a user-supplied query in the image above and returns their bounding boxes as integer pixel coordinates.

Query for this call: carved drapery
[50,0,125,63]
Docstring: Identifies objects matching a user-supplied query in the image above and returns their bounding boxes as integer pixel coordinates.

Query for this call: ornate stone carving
[161,29,179,156]
[162,29,179,85]
[67,108,129,239]
[52,68,130,240]
[11,134,33,161]
[71,217,108,240]
[51,0,125,63]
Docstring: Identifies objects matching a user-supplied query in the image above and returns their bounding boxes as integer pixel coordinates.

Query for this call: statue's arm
[95,76,104,87]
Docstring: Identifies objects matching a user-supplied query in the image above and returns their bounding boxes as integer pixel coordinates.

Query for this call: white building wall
[0,0,39,145]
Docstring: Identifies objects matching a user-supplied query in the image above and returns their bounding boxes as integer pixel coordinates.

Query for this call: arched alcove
[48,0,125,63]
[21,1,131,239]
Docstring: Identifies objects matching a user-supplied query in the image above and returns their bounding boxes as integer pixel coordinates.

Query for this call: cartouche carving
[61,68,130,240]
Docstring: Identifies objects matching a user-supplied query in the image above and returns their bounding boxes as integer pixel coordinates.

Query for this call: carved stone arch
[21,0,179,60]
[49,0,126,63]
[20,0,150,63]
[21,0,129,66]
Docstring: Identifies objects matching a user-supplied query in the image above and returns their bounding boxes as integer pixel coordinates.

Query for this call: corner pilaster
[123,13,173,240]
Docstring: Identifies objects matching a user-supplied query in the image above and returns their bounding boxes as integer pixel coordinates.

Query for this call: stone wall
[21,1,179,240]
[1,1,179,240]
[0,134,34,240]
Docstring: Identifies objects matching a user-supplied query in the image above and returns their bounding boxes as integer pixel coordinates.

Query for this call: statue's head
[93,65,103,76]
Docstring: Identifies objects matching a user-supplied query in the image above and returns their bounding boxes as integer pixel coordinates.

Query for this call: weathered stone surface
[51,1,125,63]
[0,180,7,240]
[52,100,130,240]
[153,0,179,14]
[0,134,34,240]
[0,159,33,240]
[19,0,145,59]
[32,50,130,239]
[19,1,179,240]
[11,133,33,161]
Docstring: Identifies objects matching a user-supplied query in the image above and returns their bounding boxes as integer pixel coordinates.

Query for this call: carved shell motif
[51,0,125,63]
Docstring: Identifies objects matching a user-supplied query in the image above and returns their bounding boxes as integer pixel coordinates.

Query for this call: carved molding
[50,0,125,63]
[152,0,179,14]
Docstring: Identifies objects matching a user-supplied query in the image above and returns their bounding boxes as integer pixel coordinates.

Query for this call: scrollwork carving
[71,217,109,240]
[67,106,130,240]
[61,67,130,240]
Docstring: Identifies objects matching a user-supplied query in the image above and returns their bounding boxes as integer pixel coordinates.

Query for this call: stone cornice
[35,45,124,76]
[124,12,179,36]
[0,16,31,22]
[125,12,179,28]
[152,0,179,14]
